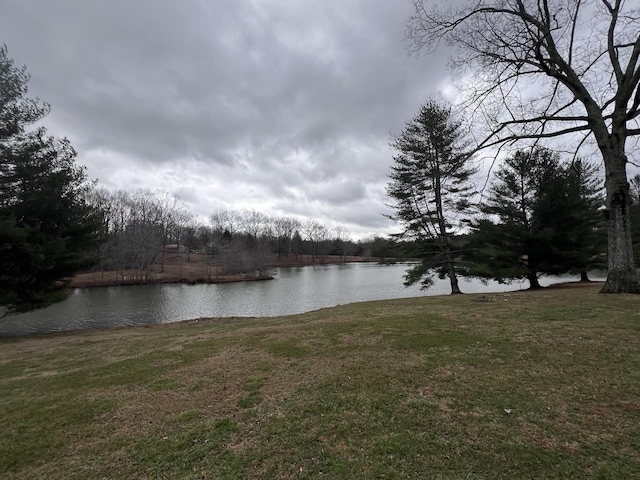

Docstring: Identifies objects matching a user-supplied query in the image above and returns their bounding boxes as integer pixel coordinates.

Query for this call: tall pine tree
[386,101,476,293]
[0,45,104,313]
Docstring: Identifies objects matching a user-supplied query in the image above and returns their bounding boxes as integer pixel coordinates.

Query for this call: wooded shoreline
[70,253,392,288]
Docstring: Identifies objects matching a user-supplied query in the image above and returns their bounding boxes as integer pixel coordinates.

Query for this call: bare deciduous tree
[407,0,640,293]
[332,226,352,261]
[210,209,241,237]
[302,219,329,262]
[272,216,301,257]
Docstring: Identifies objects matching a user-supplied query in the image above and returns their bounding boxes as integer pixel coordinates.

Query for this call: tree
[470,148,570,288]
[407,0,640,293]
[301,219,328,262]
[560,159,607,280]
[90,188,193,282]
[0,45,104,312]
[628,174,640,267]
[332,226,351,261]
[470,147,605,287]
[153,190,186,273]
[386,100,476,293]
[272,216,300,257]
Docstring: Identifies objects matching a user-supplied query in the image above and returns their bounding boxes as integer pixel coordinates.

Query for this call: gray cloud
[2,0,452,238]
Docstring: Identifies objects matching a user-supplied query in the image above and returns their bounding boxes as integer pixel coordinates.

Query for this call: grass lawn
[1,283,639,479]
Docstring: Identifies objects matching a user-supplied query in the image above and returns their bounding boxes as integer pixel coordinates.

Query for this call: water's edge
[0,264,604,337]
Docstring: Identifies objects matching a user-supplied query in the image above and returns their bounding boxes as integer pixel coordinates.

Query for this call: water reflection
[0,263,598,336]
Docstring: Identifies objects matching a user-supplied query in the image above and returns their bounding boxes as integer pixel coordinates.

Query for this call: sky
[1,0,456,240]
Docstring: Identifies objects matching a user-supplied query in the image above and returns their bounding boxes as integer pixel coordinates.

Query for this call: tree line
[88,188,401,284]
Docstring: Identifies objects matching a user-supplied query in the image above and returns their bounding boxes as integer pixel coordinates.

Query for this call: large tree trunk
[601,149,640,293]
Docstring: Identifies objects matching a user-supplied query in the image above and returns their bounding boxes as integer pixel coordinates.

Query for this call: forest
[82,188,404,286]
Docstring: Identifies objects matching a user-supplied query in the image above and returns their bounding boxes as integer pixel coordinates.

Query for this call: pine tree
[557,160,606,281]
[386,101,476,293]
[628,174,640,268]
[0,45,104,313]
[469,148,605,288]
[469,149,553,289]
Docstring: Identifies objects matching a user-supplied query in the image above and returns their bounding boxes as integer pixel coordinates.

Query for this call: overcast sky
[2,0,456,239]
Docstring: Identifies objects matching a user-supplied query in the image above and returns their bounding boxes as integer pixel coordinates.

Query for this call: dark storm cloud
[1,0,452,237]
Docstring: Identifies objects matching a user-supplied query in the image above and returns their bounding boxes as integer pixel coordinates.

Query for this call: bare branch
[607,0,624,83]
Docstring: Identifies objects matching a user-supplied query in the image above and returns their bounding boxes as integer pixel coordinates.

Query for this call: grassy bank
[1,284,639,479]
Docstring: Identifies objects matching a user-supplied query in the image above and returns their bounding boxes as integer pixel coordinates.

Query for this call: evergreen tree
[629,174,640,268]
[386,101,476,293]
[0,45,104,313]
[469,149,553,289]
[559,160,606,280]
[469,148,605,288]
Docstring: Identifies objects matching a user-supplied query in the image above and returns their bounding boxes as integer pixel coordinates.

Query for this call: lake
[0,263,599,336]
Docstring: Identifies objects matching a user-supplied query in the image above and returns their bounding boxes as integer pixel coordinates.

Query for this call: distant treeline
[87,188,404,281]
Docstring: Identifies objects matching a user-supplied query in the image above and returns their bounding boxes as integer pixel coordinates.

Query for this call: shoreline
[70,254,394,289]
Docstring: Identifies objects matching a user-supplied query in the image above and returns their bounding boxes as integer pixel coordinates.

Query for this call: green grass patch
[1,285,640,478]
[239,376,267,409]
[133,418,243,479]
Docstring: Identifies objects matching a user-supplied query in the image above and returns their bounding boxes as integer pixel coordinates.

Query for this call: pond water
[0,263,601,336]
